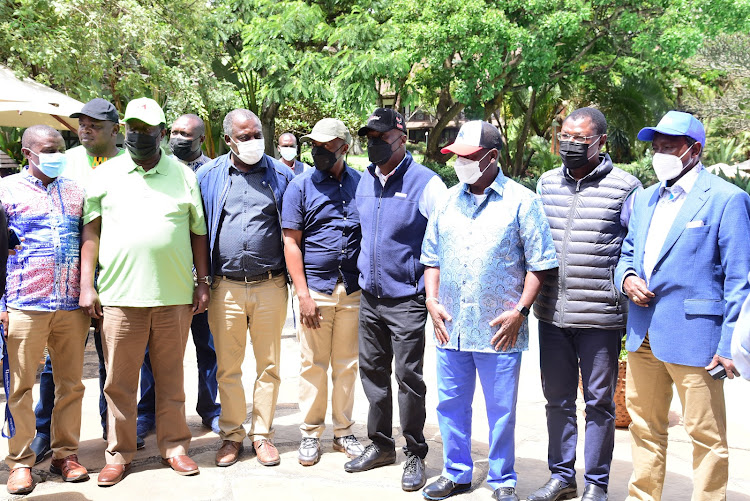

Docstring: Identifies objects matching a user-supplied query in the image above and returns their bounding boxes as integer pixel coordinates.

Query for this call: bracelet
[425,297,440,304]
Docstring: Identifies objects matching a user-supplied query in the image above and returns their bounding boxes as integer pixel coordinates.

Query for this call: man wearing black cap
[344,108,446,492]
[29,98,126,464]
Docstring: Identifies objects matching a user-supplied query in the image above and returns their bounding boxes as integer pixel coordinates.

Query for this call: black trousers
[358,290,428,458]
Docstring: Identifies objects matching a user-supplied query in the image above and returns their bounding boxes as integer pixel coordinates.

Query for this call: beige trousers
[626,336,728,501]
[101,305,193,464]
[298,283,360,438]
[4,308,90,469]
[208,275,288,443]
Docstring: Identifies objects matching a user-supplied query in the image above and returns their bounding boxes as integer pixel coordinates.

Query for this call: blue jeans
[138,311,220,425]
[538,321,623,489]
[35,329,107,440]
[435,347,522,490]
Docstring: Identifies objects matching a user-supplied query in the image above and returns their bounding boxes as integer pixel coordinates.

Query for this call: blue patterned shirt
[421,170,557,353]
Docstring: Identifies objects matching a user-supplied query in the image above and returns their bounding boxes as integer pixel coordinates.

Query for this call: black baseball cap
[70,98,120,123]
[357,108,406,136]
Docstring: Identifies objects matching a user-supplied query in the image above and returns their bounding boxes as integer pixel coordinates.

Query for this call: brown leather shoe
[253,439,280,466]
[97,463,131,487]
[215,440,243,467]
[50,454,89,482]
[162,455,199,476]
[7,467,34,495]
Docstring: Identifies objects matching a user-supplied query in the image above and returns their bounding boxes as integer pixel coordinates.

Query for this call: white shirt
[642,163,704,284]
[732,281,750,379]
[374,158,448,219]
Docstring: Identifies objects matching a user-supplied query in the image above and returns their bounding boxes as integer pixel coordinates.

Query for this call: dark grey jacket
[534,155,641,328]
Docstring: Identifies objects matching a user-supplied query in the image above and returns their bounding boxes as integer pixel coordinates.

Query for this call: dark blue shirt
[282,165,361,295]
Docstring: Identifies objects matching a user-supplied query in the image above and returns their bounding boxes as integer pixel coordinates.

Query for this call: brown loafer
[97,463,131,487]
[50,454,89,482]
[253,439,280,466]
[162,455,199,476]
[215,440,243,467]
[7,467,34,495]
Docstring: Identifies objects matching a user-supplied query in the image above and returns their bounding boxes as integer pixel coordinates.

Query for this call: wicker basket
[578,358,632,428]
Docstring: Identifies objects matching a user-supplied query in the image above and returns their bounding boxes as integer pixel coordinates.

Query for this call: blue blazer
[615,168,750,367]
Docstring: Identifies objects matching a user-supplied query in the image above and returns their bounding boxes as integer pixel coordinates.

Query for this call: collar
[21,168,49,188]
[226,152,268,174]
[658,162,704,199]
[127,149,169,175]
[372,151,410,184]
[311,163,351,183]
[562,153,613,184]
[461,168,507,198]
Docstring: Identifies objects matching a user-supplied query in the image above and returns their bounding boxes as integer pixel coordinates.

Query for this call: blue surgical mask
[33,152,68,178]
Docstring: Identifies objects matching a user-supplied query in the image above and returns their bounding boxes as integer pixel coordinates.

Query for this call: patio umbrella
[0,65,83,132]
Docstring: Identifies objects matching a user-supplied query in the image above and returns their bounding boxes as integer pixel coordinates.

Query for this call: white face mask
[454,151,491,185]
[230,137,265,165]
[278,146,297,161]
[652,146,693,183]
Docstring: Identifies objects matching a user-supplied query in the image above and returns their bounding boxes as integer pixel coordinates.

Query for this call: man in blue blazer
[615,111,750,501]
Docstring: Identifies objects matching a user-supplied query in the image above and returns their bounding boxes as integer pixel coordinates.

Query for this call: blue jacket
[615,168,750,366]
[196,153,294,277]
[356,152,438,299]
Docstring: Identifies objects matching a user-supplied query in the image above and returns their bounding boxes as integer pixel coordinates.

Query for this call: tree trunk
[424,87,464,164]
[261,99,280,156]
[512,87,537,177]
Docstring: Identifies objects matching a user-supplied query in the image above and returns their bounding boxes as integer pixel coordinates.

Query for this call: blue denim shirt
[421,170,558,353]
[282,165,362,295]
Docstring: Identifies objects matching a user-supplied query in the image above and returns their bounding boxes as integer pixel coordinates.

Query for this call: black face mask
[367,135,400,165]
[559,140,596,170]
[311,144,342,172]
[169,137,200,161]
[125,130,161,160]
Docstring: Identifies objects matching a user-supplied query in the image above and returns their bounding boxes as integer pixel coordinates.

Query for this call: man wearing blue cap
[615,111,750,500]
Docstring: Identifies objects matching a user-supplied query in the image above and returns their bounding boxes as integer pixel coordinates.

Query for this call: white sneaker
[298,437,321,466]
[333,435,365,458]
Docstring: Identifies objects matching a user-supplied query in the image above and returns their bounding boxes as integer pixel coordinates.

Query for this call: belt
[221,269,285,284]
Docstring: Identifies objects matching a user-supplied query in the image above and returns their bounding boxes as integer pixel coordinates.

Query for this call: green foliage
[0,128,24,167]
[423,160,458,189]
[616,155,659,189]
[714,168,750,195]
[526,136,560,178]
[703,137,744,165]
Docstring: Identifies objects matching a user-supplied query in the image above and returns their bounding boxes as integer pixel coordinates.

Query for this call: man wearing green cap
[79,97,211,486]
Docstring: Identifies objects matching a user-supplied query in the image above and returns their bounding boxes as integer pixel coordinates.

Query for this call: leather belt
[221,269,285,283]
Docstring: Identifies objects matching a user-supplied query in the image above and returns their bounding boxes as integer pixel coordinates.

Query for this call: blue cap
[637,111,705,146]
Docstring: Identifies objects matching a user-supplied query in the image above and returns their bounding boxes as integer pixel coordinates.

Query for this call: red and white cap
[441,120,503,156]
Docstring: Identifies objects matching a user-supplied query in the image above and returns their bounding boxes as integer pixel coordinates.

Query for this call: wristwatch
[515,303,530,317]
[198,276,212,286]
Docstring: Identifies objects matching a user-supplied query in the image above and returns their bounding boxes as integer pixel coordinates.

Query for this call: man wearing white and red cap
[615,111,750,500]
[420,120,557,501]
[344,108,446,492]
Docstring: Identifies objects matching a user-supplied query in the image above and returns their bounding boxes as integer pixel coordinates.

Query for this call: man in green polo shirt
[79,97,211,487]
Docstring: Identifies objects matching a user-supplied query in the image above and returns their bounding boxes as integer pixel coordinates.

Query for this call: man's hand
[705,354,740,379]
[489,309,524,352]
[298,294,322,329]
[193,283,210,315]
[0,311,8,337]
[427,300,452,345]
[8,236,24,256]
[79,285,103,319]
[623,275,655,307]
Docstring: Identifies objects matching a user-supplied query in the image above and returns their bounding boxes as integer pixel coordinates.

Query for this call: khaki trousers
[4,308,90,469]
[101,305,193,464]
[208,275,288,442]
[626,336,728,501]
[298,283,360,438]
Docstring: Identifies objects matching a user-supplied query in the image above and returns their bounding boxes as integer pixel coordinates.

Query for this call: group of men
[1,94,749,501]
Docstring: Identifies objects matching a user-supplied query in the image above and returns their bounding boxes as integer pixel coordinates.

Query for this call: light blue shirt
[421,170,558,353]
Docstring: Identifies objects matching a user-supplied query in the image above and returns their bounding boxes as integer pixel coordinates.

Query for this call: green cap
[301,118,351,146]
[123,97,166,126]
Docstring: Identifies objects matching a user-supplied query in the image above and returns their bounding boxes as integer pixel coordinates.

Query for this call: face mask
[367,135,400,165]
[652,147,693,182]
[278,146,297,161]
[454,151,492,185]
[169,137,201,161]
[125,130,161,160]
[559,138,599,170]
[230,137,264,165]
[311,144,343,172]
[33,152,68,178]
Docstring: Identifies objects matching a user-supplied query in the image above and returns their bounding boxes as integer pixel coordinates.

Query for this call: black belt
[221,269,285,283]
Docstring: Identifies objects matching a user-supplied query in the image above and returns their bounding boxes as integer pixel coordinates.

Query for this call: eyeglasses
[556,132,601,144]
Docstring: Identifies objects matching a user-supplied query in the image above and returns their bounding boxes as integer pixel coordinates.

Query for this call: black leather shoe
[423,476,471,500]
[402,452,426,492]
[527,478,578,501]
[493,487,519,501]
[344,443,396,472]
[30,435,51,465]
[581,484,607,501]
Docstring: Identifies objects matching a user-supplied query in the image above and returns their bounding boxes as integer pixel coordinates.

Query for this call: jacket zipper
[559,180,582,324]
[373,188,384,298]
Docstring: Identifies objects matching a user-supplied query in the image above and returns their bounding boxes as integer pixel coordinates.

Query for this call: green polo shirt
[64,145,126,188]
[83,150,207,307]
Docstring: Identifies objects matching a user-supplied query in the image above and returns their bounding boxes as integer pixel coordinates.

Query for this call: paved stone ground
[1,307,748,501]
